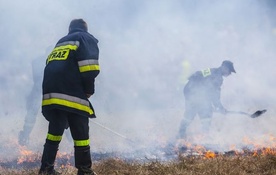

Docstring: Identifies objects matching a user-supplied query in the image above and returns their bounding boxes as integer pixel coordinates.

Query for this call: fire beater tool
[226,109,267,118]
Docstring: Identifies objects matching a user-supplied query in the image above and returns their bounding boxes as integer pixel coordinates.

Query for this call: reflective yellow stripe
[47,133,62,141]
[42,98,93,115]
[43,93,90,106]
[78,59,100,73]
[55,41,79,50]
[78,59,99,66]
[42,93,93,115]
[79,65,100,72]
[54,44,78,51]
[201,68,211,77]
[74,139,90,146]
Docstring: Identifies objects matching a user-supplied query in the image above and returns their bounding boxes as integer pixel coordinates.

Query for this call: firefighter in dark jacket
[39,19,100,175]
[178,60,236,140]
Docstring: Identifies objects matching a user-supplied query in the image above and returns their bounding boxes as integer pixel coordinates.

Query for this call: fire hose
[90,120,135,144]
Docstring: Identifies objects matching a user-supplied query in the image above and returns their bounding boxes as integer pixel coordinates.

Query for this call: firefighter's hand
[218,107,227,115]
[86,94,92,98]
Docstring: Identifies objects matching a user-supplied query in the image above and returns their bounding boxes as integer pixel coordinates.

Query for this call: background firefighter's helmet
[222,60,236,73]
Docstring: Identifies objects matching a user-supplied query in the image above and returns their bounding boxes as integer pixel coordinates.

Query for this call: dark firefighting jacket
[42,28,100,118]
[183,68,224,111]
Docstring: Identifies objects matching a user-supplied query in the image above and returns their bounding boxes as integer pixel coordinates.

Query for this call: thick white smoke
[0,0,275,160]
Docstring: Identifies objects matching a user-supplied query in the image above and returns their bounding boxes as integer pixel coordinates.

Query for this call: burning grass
[1,152,276,175]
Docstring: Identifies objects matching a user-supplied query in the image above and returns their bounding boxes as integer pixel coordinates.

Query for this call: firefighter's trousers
[39,109,94,174]
[178,96,213,139]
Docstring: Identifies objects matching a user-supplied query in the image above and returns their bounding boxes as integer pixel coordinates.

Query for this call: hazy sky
[0,0,275,158]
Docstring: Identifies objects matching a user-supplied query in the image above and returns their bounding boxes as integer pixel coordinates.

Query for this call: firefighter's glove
[218,107,228,115]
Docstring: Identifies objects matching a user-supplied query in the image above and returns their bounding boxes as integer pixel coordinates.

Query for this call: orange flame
[17,146,37,164]
[242,134,276,156]
[204,150,216,159]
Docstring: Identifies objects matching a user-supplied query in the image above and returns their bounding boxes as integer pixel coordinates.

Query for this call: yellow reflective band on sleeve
[78,59,100,73]
[201,68,211,77]
[47,133,62,141]
[74,139,90,146]
[79,65,100,72]
[42,98,93,115]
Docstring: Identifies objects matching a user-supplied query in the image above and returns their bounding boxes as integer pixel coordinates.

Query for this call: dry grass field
[1,150,276,175]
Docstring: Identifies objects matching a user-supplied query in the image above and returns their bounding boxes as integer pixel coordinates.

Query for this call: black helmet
[69,19,88,32]
[222,60,236,73]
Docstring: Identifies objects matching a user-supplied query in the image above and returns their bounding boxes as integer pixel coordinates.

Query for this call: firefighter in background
[39,19,100,175]
[18,46,71,146]
[178,60,236,140]
[18,48,50,146]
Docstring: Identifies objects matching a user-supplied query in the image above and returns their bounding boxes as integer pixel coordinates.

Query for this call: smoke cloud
[0,0,275,160]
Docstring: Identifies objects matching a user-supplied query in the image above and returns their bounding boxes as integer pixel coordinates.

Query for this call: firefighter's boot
[39,143,61,175]
[75,146,96,175]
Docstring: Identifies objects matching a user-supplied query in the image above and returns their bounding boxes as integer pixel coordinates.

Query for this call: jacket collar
[68,28,87,34]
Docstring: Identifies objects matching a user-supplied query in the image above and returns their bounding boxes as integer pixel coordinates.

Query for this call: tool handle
[226,111,250,116]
